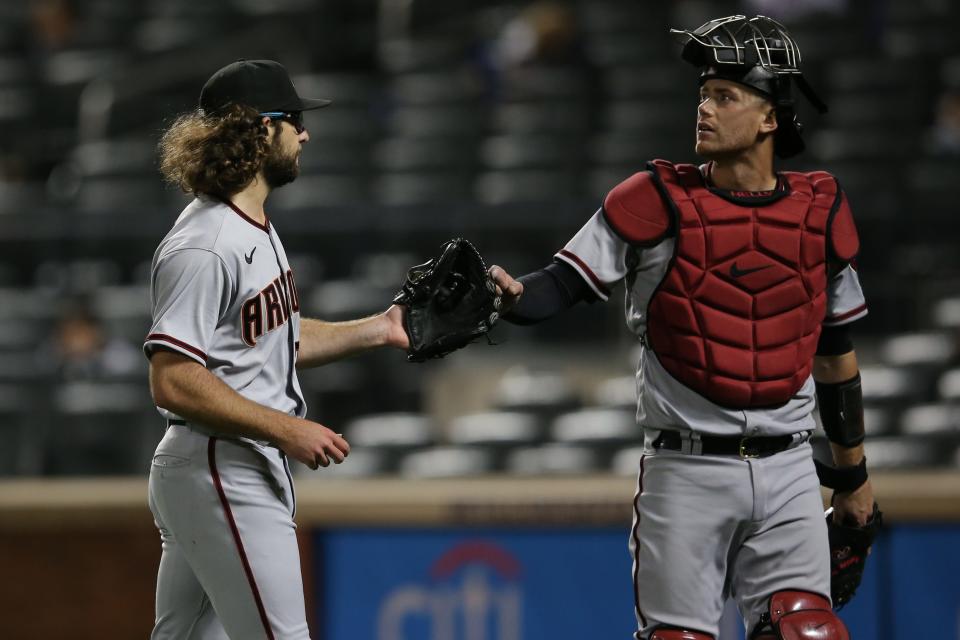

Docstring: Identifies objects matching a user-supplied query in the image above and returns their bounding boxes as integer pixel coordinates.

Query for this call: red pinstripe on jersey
[824,303,868,325]
[145,333,208,362]
[557,249,611,298]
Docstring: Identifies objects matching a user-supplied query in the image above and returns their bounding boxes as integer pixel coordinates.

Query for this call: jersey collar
[220,198,271,233]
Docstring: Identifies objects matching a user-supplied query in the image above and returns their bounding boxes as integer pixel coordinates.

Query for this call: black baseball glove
[394,238,499,362]
[827,502,882,608]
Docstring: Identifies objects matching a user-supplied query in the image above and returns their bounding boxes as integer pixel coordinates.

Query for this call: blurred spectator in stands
[926,89,960,156]
[4,0,81,181]
[491,1,579,68]
[470,1,587,100]
[36,297,140,381]
[28,0,79,54]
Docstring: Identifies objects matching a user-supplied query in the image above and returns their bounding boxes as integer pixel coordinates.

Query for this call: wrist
[830,443,865,468]
[371,311,390,348]
[815,457,868,493]
[272,415,300,450]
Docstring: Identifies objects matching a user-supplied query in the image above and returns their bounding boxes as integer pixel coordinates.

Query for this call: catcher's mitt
[827,502,882,608]
[394,238,499,362]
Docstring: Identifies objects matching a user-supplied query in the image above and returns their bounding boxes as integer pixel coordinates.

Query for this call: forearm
[150,352,302,445]
[296,314,391,368]
[813,349,864,466]
[829,441,865,466]
[503,261,592,325]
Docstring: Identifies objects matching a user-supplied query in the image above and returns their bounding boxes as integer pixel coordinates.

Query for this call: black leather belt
[652,430,801,459]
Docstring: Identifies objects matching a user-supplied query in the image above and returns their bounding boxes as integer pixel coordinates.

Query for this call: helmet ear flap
[769,76,805,158]
[773,108,805,158]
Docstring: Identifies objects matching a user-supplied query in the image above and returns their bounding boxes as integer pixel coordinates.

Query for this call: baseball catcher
[484,14,880,640]
[394,238,501,361]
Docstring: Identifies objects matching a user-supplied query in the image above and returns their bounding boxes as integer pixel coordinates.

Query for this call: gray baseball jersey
[557,209,867,437]
[145,195,307,429]
[144,195,311,639]
[556,175,867,637]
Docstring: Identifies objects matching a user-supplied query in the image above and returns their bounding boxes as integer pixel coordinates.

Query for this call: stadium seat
[492,368,582,417]
[938,368,960,401]
[610,445,645,476]
[399,446,493,478]
[448,411,543,447]
[45,382,154,475]
[374,136,479,172]
[505,443,600,475]
[881,332,957,368]
[375,171,473,206]
[388,105,489,137]
[862,436,952,469]
[551,408,638,446]
[344,412,435,450]
[389,70,484,105]
[302,447,391,478]
[474,169,585,204]
[492,102,592,134]
[859,365,929,406]
[497,66,592,102]
[932,297,960,329]
[480,134,584,170]
[0,385,38,475]
[592,375,637,410]
[899,403,960,437]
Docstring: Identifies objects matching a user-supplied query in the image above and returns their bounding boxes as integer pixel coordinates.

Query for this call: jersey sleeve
[823,264,868,326]
[144,248,233,365]
[554,209,632,302]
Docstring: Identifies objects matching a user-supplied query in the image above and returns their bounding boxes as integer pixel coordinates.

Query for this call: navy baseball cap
[199,59,331,114]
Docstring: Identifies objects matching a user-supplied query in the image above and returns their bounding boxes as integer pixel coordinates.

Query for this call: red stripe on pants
[208,437,275,640]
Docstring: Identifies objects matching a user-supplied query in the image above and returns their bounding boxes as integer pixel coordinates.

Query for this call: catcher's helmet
[670,15,827,158]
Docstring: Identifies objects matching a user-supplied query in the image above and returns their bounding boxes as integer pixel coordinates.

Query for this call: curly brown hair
[158,104,270,198]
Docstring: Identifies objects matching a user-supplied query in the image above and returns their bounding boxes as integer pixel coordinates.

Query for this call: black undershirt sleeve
[816,323,854,356]
[503,260,597,325]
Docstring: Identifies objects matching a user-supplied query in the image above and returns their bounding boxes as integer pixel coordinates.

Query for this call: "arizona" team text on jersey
[240,269,300,346]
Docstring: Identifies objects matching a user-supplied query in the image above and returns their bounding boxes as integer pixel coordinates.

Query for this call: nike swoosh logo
[245,247,256,264]
[729,262,770,278]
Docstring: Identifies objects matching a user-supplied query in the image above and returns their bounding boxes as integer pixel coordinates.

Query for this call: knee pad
[750,590,850,640]
[650,627,714,640]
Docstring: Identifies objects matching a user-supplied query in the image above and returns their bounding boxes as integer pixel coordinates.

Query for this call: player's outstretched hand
[488,265,523,314]
[281,422,351,470]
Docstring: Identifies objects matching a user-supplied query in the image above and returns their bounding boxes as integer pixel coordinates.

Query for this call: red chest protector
[603,159,859,408]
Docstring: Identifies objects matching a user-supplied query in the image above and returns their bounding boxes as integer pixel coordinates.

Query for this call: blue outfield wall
[314,525,960,640]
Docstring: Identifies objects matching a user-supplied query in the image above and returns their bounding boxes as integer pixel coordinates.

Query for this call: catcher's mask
[670,15,828,158]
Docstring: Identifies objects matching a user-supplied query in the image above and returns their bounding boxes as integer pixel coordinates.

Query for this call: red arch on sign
[430,541,522,579]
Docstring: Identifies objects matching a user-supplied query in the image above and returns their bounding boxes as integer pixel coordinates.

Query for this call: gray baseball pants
[148,423,309,640]
[630,433,831,638]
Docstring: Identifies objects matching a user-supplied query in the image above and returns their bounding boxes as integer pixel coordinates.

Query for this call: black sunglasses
[259,111,306,134]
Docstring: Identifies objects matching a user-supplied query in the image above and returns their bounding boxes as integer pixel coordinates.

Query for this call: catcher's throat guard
[394,238,499,362]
